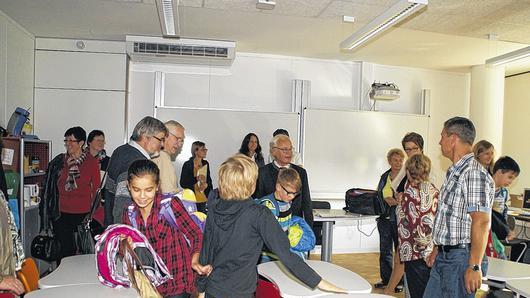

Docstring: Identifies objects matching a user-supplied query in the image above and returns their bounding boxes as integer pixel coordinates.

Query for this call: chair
[16,258,40,293]
[501,216,529,263]
[312,201,331,247]
[255,277,281,298]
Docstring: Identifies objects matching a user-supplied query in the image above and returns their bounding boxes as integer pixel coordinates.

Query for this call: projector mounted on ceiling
[256,0,276,10]
[369,82,400,100]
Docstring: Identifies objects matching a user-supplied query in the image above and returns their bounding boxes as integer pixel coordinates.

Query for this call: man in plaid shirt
[424,117,494,298]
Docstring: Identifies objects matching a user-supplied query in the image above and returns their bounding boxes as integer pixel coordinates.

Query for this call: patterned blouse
[397,181,439,262]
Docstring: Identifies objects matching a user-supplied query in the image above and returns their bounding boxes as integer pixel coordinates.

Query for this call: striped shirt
[432,153,495,246]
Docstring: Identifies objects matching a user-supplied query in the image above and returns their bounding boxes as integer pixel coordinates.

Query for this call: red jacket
[57,154,100,214]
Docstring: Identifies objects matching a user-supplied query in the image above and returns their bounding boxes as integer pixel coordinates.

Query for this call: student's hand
[191,253,213,276]
[0,275,25,295]
[507,231,515,241]
[316,279,347,294]
[426,247,438,268]
[464,267,482,294]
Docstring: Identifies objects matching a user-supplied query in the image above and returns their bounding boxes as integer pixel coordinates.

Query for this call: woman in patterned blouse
[396,154,439,298]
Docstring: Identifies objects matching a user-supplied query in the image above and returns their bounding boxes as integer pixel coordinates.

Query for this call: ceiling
[0,0,529,74]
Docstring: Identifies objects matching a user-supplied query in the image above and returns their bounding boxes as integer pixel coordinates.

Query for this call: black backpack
[343,188,383,215]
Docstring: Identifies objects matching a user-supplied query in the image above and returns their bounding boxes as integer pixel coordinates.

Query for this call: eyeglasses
[281,184,300,197]
[168,131,184,143]
[152,136,165,143]
[63,139,80,144]
[404,147,420,153]
[274,147,292,153]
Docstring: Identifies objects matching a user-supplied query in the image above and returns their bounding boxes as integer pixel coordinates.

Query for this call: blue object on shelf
[7,107,30,137]
[8,198,20,230]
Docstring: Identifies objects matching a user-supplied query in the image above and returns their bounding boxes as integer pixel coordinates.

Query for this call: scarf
[95,149,107,163]
[65,152,87,191]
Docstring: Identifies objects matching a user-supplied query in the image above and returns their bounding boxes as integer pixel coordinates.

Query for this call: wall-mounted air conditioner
[125,35,236,66]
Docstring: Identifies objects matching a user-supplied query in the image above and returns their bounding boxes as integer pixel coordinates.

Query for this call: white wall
[33,38,127,157]
[0,10,34,128]
[503,72,530,195]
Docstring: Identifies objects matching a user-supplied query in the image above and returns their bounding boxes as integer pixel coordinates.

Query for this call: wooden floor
[308,253,490,298]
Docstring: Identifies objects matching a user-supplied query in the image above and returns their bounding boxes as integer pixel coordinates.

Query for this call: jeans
[404,259,430,298]
[377,217,396,284]
[423,247,488,298]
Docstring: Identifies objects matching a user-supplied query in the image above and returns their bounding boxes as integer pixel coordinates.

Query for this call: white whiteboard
[303,108,429,198]
[155,107,300,187]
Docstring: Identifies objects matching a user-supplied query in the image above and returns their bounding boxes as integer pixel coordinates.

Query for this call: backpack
[94,224,172,289]
[344,188,380,215]
[257,196,316,252]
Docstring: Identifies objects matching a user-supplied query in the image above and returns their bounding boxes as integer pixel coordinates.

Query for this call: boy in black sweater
[196,154,345,298]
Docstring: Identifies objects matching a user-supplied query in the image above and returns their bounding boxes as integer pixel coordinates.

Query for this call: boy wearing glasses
[258,168,314,261]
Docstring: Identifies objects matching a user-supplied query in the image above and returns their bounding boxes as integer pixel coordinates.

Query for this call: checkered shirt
[432,153,495,245]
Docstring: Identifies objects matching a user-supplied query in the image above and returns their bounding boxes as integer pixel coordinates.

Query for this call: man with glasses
[104,116,167,225]
[152,120,185,194]
[254,134,313,227]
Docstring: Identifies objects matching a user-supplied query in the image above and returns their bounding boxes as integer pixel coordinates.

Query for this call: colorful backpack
[257,196,316,252]
[94,224,172,288]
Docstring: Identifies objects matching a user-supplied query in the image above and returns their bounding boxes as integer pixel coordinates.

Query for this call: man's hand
[426,247,438,268]
[464,267,482,294]
[0,275,25,295]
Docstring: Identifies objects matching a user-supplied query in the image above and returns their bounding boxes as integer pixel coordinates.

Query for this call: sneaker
[374,282,387,289]
[395,285,404,293]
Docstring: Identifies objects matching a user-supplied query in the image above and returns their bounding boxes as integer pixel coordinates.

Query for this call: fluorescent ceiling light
[485,46,530,66]
[155,0,180,37]
[340,0,428,50]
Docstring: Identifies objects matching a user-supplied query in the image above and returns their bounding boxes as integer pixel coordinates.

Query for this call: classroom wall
[0,10,34,128]
[503,72,530,195]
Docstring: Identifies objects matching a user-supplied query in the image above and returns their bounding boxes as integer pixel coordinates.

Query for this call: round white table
[39,254,100,288]
[257,260,372,298]
[26,284,138,297]
[507,279,530,298]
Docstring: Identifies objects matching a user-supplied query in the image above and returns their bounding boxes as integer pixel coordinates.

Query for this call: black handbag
[343,188,379,215]
[31,231,62,262]
[73,166,109,255]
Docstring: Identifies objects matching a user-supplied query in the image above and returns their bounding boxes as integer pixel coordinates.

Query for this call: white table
[39,254,100,288]
[485,257,530,282]
[26,284,138,297]
[314,209,378,262]
[318,295,393,298]
[507,279,530,298]
[257,260,372,298]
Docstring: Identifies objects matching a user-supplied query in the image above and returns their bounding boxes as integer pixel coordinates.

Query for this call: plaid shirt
[432,153,494,246]
[123,194,202,296]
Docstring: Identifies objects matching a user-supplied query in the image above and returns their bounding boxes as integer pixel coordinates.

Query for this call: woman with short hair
[86,130,110,171]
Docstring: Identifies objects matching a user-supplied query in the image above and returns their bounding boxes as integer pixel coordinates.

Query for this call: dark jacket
[376,169,392,219]
[197,190,321,298]
[104,143,146,226]
[40,154,65,231]
[254,163,313,227]
[180,158,213,197]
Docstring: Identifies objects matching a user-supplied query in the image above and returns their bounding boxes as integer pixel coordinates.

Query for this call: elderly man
[423,117,494,298]
[152,120,185,194]
[104,116,167,225]
[254,134,313,227]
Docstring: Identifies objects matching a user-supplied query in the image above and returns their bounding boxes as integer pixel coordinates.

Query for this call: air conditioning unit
[125,35,236,66]
[369,82,400,100]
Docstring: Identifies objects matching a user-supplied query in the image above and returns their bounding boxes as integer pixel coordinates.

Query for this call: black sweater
[197,190,321,298]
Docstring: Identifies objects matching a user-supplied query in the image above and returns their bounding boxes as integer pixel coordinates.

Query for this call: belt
[437,243,470,252]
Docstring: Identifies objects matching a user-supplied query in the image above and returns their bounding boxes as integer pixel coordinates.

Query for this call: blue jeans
[423,247,488,298]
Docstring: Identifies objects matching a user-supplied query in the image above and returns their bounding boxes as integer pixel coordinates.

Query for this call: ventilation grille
[133,42,229,58]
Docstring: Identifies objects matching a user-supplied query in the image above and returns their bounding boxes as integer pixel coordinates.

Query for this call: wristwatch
[469,264,480,272]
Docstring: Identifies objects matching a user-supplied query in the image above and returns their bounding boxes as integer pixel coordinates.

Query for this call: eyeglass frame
[280,184,300,197]
[274,146,293,153]
[152,135,165,143]
[168,131,184,143]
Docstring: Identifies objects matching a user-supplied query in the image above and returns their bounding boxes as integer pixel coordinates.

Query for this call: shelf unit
[2,137,51,259]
